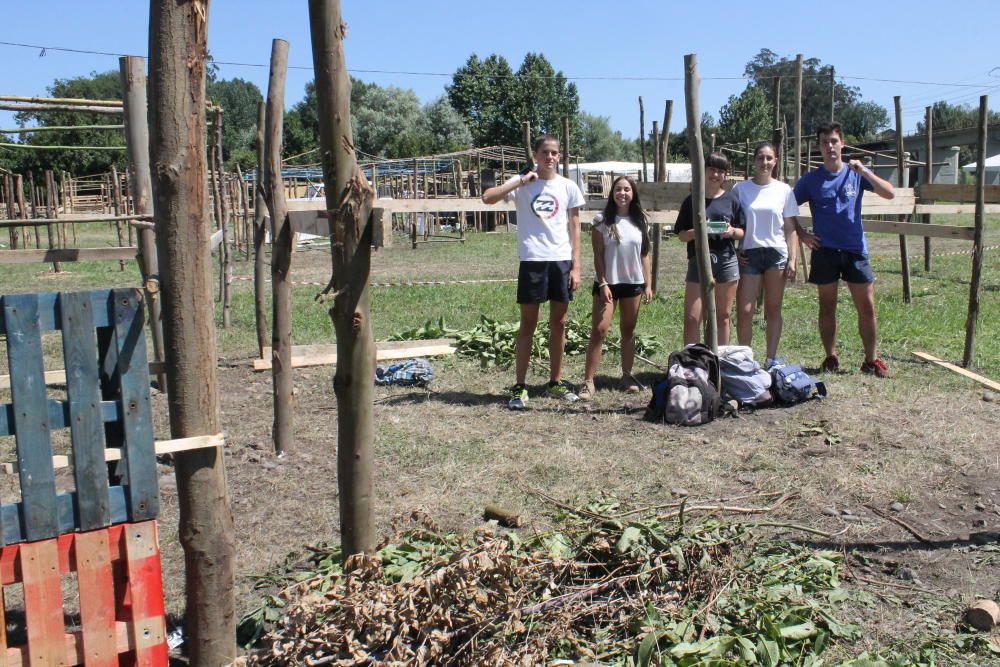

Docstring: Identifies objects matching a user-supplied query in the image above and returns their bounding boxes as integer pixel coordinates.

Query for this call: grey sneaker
[545,380,579,402]
[578,380,595,401]
[508,384,529,410]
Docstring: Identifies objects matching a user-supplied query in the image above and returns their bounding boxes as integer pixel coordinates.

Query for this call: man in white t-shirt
[482,135,585,409]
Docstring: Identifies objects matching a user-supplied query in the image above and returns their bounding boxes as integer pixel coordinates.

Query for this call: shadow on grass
[797,535,998,553]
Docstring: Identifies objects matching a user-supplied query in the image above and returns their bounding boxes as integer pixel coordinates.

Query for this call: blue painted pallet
[0,289,158,545]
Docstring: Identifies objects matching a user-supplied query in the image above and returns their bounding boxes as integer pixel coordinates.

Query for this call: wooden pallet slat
[120,523,167,664]
[3,294,58,543]
[59,292,111,531]
[109,289,158,522]
[73,530,118,667]
[19,540,65,666]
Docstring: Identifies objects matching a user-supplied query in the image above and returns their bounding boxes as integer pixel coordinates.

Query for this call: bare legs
[583,294,641,383]
[736,269,787,359]
[514,301,570,386]
[815,280,879,362]
[684,280,738,346]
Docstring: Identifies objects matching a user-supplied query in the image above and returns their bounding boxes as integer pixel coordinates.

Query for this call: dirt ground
[144,231,1000,661]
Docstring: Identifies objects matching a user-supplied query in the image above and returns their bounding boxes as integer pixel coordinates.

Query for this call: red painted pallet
[0,521,167,666]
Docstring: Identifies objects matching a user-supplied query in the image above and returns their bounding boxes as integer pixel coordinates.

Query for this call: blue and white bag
[770,363,827,404]
[718,346,773,407]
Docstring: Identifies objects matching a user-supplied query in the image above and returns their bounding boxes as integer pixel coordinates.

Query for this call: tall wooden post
[2,175,16,249]
[963,95,988,368]
[793,54,803,181]
[685,53,716,353]
[658,100,671,183]
[263,39,293,455]
[14,174,28,249]
[745,138,751,179]
[253,100,269,357]
[924,105,933,271]
[639,96,647,182]
[894,96,911,303]
[308,0,377,556]
[110,165,127,271]
[651,121,659,183]
[521,121,532,165]
[120,56,167,394]
[44,170,61,272]
[561,115,570,178]
[213,109,233,328]
[147,2,236,663]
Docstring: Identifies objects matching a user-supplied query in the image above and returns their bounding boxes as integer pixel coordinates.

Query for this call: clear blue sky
[2,1,999,139]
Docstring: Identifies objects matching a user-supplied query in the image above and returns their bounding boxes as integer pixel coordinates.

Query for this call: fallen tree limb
[864,504,932,543]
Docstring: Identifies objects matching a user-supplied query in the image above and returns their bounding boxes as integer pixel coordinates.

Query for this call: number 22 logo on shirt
[531,192,560,220]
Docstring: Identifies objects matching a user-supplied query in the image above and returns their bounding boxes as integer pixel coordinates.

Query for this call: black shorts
[808,248,875,285]
[517,260,574,304]
[592,282,644,300]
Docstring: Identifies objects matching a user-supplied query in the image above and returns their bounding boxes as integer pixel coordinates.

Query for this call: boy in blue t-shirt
[793,122,895,378]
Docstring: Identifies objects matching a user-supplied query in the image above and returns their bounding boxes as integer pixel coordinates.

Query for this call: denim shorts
[592,282,644,300]
[685,255,739,284]
[517,260,574,304]
[808,248,875,285]
[740,247,788,275]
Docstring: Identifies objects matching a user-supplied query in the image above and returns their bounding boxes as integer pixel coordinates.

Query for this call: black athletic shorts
[808,248,875,285]
[592,282,644,300]
[516,260,574,304]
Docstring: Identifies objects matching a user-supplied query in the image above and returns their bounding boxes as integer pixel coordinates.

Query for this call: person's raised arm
[481,169,537,205]
[568,207,581,290]
[848,159,894,200]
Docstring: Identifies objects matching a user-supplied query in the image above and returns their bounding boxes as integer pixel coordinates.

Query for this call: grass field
[1,214,998,664]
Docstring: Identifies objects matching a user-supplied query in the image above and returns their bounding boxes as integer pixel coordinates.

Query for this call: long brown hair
[599,175,650,255]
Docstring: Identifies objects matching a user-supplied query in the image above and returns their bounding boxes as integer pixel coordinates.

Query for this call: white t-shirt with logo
[593,214,646,285]
[506,175,586,261]
[732,179,799,250]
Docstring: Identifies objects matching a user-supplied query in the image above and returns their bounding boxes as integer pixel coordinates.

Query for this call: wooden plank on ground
[912,351,1000,392]
[918,183,1000,203]
[0,247,137,265]
[254,338,457,371]
[1,434,223,476]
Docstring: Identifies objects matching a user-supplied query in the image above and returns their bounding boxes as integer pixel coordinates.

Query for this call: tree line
[2,49,989,177]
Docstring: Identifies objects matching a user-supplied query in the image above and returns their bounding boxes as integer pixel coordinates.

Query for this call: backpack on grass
[770,364,827,404]
[645,344,721,426]
[717,345,773,408]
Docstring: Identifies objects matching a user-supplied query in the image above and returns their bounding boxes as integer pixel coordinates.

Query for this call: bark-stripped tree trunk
[253,100,269,357]
[308,0,376,556]
[262,39,293,455]
[147,2,236,663]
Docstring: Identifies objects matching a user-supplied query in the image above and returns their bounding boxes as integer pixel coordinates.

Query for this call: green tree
[577,112,637,161]
[915,100,1000,169]
[207,77,263,170]
[717,85,774,172]
[743,49,889,141]
[511,53,580,147]
[423,97,473,153]
[447,54,518,146]
[6,70,126,175]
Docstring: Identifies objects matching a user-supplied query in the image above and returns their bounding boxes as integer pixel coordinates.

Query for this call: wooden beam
[1,434,225,476]
[0,247,137,264]
[0,362,167,390]
[253,339,457,371]
[912,352,1000,392]
[919,183,1000,203]
[915,204,1000,215]
[860,219,975,240]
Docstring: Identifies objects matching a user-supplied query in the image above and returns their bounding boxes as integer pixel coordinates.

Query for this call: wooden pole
[235,163,249,259]
[561,115,570,178]
[110,165,127,271]
[963,95,988,368]
[119,55,167,394]
[44,170,61,272]
[521,121,532,166]
[924,105,933,271]
[253,100,269,357]
[658,100,671,182]
[894,96,911,304]
[308,0,377,556]
[411,159,418,248]
[684,53,716,353]
[263,39,293,456]
[29,171,40,247]
[794,54,803,181]
[639,96,647,182]
[2,175,16,249]
[830,66,836,122]
[208,117,223,304]
[213,109,232,328]
[745,138,751,179]
[14,174,28,249]
[147,2,236,662]
[651,121,659,183]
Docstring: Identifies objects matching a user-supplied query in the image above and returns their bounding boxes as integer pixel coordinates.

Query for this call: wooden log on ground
[912,352,1000,392]
[253,338,457,371]
[263,39,293,456]
[309,0,378,556]
[147,1,236,661]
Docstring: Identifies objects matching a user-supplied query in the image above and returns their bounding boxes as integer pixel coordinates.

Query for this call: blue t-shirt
[793,165,873,255]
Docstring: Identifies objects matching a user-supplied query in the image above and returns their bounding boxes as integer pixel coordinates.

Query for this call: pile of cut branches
[390,315,662,369]
[238,494,870,666]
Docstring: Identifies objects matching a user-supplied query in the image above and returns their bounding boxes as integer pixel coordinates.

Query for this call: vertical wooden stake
[308,0,377,556]
[684,53,716,353]
[561,115,570,178]
[658,100,671,183]
[44,170,61,272]
[794,54,803,181]
[894,96,911,304]
[253,100,269,357]
[924,105,933,271]
[147,2,236,662]
[963,95,988,368]
[111,165,127,271]
[521,121,532,165]
[263,39,293,455]
[214,109,233,328]
[651,121,660,183]
[639,96,647,182]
